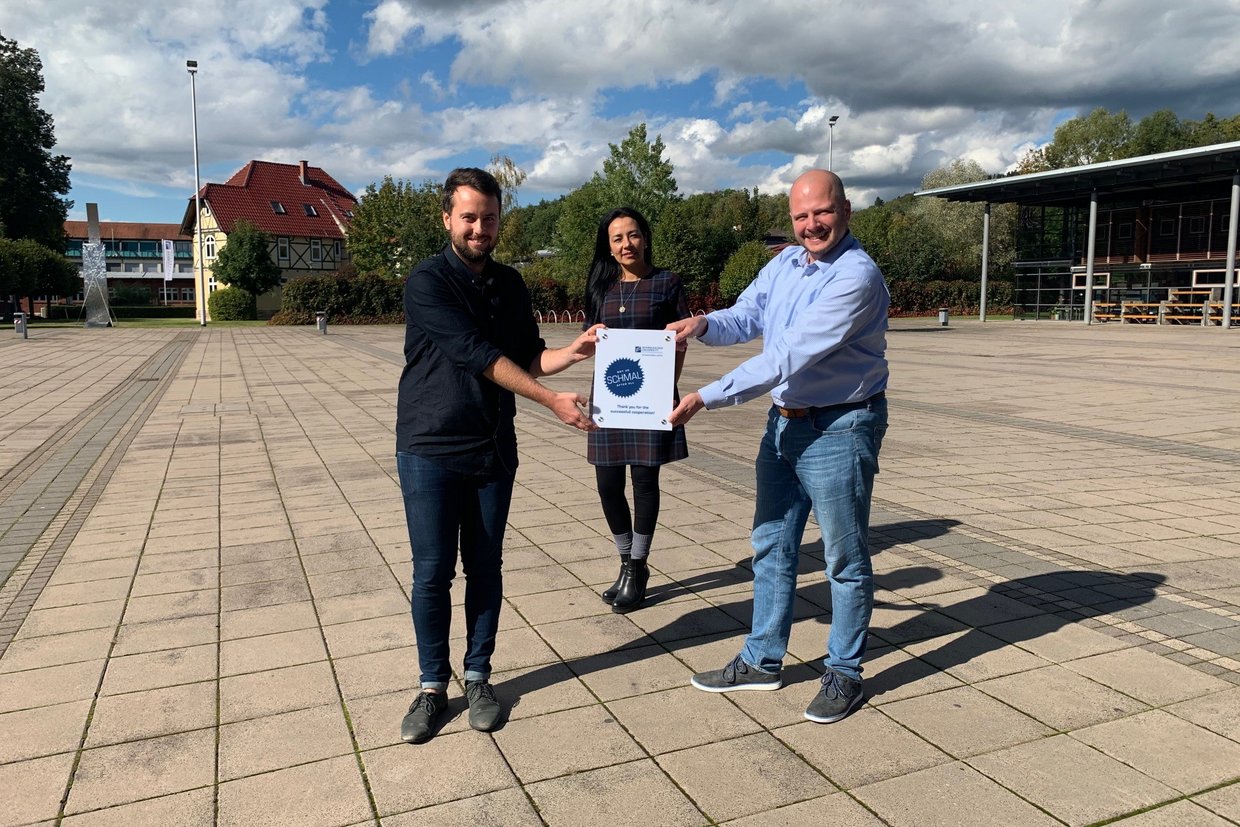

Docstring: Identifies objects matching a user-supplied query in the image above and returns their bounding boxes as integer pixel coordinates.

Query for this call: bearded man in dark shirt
[396,167,598,744]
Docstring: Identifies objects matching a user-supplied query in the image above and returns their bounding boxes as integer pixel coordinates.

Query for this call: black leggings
[595,464,661,536]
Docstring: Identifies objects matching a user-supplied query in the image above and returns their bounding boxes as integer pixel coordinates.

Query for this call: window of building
[1188,216,1205,235]
[181,288,194,302]
[277,237,290,261]
[1117,223,1132,240]
[333,240,341,260]
[205,235,216,259]
[124,263,140,273]
[303,204,318,217]
[343,210,354,218]
[1159,219,1175,236]
[311,239,322,262]
[271,201,287,214]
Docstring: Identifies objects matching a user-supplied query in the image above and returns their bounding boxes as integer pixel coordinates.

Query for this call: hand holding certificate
[591,328,677,431]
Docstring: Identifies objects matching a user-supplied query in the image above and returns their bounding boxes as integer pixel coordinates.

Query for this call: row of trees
[0,31,74,314]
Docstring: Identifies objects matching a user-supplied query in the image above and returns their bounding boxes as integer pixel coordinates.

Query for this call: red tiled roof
[65,221,189,241]
[180,160,358,239]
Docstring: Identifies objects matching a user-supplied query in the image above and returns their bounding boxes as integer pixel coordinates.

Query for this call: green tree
[345,176,443,279]
[1018,108,1133,171]
[915,159,1017,280]
[719,241,773,302]
[1186,112,1240,146]
[1125,109,1188,156]
[488,154,527,214]
[598,123,678,225]
[0,32,72,248]
[211,220,281,307]
[0,237,78,313]
[548,178,607,301]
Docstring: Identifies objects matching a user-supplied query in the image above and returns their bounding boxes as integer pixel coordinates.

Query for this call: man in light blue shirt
[668,169,889,724]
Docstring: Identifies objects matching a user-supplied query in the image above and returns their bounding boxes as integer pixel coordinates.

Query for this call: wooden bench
[1121,302,1160,323]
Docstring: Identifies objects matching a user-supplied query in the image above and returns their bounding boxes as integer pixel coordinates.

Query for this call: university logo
[604,358,644,398]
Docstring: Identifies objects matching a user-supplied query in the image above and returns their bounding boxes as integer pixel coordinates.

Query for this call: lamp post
[187,60,206,326]
[828,115,839,171]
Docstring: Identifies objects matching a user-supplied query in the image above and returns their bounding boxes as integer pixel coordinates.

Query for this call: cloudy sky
[5,0,1240,224]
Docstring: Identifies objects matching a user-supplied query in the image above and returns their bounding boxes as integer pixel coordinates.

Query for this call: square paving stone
[1167,686,1240,741]
[967,734,1177,826]
[58,788,214,827]
[881,685,1052,757]
[0,628,114,673]
[66,730,215,813]
[568,643,695,702]
[0,660,106,714]
[609,685,762,755]
[87,681,216,747]
[364,735,517,815]
[0,699,90,763]
[219,600,318,641]
[526,759,704,827]
[777,710,952,789]
[0,752,77,827]
[976,664,1149,730]
[1073,710,1240,793]
[493,704,646,782]
[219,702,355,780]
[220,627,326,676]
[656,732,835,823]
[1101,800,1234,826]
[901,628,1052,682]
[1065,647,1233,705]
[217,755,372,827]
[219,661,339,723]
[100,644,216,695]
[382,787,542,827]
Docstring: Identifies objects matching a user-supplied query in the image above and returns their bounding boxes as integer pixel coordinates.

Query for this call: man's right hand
[666,316,707,343]
[549,391,597,431]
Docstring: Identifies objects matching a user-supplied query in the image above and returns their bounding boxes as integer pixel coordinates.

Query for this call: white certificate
[592,328,677,431]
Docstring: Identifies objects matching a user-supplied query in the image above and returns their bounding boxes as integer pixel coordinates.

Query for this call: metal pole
[1084,191,1098,325]
[980,202,990,322]
[189,62,206,327]
[1223,172,1238,330]
[828,125,834,171]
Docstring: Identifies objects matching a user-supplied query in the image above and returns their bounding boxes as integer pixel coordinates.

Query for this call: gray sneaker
[691,655,782,693]
[401,690,448,744]
[465,680,502,731]
[804,669,864,723]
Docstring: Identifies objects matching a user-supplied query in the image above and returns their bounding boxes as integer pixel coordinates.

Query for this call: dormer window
[303,204,318,217]
[343,210,354,218]
[271,201,286,214]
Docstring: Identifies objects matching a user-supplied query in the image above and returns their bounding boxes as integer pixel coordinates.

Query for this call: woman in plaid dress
[584,207,690,613]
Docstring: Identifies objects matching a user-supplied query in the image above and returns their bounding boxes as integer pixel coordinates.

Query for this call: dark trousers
[595,464,662,536]
[396,451,514,689]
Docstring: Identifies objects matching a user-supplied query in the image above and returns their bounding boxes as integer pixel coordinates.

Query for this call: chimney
[299,160,309,186]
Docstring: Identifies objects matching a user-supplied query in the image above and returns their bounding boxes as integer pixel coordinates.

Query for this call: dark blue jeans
[397,451,514,690]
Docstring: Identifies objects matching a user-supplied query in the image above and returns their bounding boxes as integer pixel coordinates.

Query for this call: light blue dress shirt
[697,233,889,410]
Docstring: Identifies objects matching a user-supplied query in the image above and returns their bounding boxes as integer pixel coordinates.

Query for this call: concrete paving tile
[493,704,646,782]
[1073,710,1240,793]
[0,752,76,827]
[218,574,313,611]
[111,614,217,656]
[220,627,325,676]
[1065,647,1233,705]
[526,759,705,827]
[720,663,825,729]
[299,547,386,576]
[66,730,215,814]
[322,613,409,659]
[346,688,468,751]
[868,603,969,647]
[364,735,517,815]
[967,734,1177,826]
[122,589,217,624]
[0,660,105,713]
[610,685,762,755]
[0,628,113,673]
[490,662,596,721]
[383,788,540,826]
[86,681,216,747]
[220,661,339,723]
[0,700,90,763]
[656,732,835,823]
[218,557,304,587]
[1194,783,1240,822]
[777,710,952,789]
[45,559,139,588]
[720,791,886,826]
[1105,800,1234,826]
[316,588,409,625]
[100,644,216,695]
[567,643,694,701]
[535,613,648,660]
[901,629,1053,682]
[219,702,355,780]
[627,599,748,645]
[1166,687,1240,741]
[33,578,131,609]
[985,613,1132,661]
[881,685,1053,758]
[129,568,214,598]
[143,533,218,555]
[503,564,586,597]
[307,564,398,600]
[17,600,125,638]
[853,760,1062,827]
[136,548,218,574]
[334,645,418,701]
[220,600,318,641]
[58,788,214,827]
[218,539,298,566]
[976,664,1149,731]
[507,586,614,625]
[296,530,377,555]
[217,755,372,827]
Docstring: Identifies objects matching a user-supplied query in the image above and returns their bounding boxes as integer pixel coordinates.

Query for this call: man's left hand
[669,391,705,426]
[566,323,604,363]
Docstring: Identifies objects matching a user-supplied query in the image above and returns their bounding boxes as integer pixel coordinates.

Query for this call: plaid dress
[585,269,691,466]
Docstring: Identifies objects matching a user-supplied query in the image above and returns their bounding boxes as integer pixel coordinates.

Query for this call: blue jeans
[397,451,514,690]
[740,399,887,682]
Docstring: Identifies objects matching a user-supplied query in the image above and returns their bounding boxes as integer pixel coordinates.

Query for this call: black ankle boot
[611,558,648,613]
[602,553,630,604]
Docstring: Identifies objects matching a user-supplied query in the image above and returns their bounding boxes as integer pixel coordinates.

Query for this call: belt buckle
[778,406,809,418]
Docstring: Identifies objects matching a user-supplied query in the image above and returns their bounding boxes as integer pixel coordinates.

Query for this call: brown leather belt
[777,392,884,418]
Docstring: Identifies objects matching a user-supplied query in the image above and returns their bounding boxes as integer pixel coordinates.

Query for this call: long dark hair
[585,207,654,323]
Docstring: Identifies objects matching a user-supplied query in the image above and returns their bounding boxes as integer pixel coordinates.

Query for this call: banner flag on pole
[162,239,175,281]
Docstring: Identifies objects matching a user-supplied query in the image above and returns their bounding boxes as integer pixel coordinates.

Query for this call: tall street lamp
[187,60,206,326]
[828,114,840,171]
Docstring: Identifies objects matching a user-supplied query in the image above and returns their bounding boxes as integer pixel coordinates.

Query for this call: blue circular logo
[604,358,644,398]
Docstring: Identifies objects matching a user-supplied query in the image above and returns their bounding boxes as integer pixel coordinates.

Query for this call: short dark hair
[442,167,503,215]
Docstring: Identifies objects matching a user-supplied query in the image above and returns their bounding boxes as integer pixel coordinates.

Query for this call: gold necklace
[617,277,639,314]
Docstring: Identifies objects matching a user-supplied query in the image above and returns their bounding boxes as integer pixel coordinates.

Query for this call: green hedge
[888,279,1013,315]
[208,287,257,321]
[40,304,196,320]
[271,273,403,324]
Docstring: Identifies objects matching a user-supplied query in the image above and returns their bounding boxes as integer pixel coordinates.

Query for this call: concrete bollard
[315,311,327,334]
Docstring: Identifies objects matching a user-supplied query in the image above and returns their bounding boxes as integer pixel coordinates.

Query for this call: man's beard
[452,232,494,263]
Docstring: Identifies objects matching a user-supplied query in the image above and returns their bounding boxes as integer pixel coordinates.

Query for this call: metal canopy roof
[915,141,1240,207]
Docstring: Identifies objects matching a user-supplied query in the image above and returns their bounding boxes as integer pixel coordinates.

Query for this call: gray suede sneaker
[804,669,864,723]
[465,680,502,731]
[400,690,448,744]
[691,654,782,693]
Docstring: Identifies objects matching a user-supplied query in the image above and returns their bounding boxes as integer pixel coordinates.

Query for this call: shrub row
[888,279,1013,315]
[276,273,403,321]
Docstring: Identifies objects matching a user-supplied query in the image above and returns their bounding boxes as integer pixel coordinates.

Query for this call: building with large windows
[179,160,358,319]
[58,220,196,312]
[917,141,1240,327]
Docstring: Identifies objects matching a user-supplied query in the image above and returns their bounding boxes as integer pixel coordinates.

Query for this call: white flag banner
[162,239,175,281]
